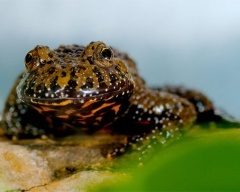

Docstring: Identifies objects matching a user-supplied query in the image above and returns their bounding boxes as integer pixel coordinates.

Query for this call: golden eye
[101,48,112,60]
[91,42,115,68]
[25,53,33,64]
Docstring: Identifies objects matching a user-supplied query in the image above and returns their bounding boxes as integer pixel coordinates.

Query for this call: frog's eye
[24,52,39,72]
[94,48,114,68]
[91,42,114,68]
[101,48,113,60]
[25,53,33,64]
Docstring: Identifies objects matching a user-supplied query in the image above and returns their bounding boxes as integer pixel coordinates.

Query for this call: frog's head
[17,42,134,127]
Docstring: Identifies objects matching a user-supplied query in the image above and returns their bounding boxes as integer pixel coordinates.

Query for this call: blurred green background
[0,0,240,118]
[95,129,240,191]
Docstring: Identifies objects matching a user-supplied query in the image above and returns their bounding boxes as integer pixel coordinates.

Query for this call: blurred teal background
[0,0,240,117]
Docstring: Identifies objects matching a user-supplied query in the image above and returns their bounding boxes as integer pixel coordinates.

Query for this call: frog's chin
[17,81,134,107]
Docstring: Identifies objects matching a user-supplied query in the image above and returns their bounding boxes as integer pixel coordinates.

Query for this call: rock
[0,133,127,191]
[0,141,51,190]
[29,171,127,192]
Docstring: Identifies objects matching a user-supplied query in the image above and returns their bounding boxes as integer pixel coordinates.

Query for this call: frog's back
[110,51,196,137]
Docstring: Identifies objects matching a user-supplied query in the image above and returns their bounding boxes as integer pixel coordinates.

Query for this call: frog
[1,41,238,158]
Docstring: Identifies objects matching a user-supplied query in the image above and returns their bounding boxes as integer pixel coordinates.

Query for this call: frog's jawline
[17,80,133,106]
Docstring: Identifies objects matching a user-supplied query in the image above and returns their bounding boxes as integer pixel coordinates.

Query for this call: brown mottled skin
[1,41,237,157]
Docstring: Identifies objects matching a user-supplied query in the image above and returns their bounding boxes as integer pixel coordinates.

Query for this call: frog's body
[1,42,235,157]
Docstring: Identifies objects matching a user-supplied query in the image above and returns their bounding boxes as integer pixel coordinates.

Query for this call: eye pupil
[25,53,32,63]
[101,49,112,60]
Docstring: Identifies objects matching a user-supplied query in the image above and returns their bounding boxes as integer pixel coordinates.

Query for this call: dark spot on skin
[98,75,104,83]
[115,65,121,72]
[58,53,65,58]
[61,71,67,77]
[74,45,84,49]
[87,56,94,64]
[81,77,94,90]
[101,110,115,125]
[70,71,77,78]
[47,60,54,64]
[68,80,78,88]
[50,77,61,92]
[81,85,88,90]
[75,47,84,55]
[48,67,56,74]
[86,77,94,88]
[48,52,54,58]
[36,83,45,92]
[81,59,86,62]
[92,67,104,82]
[70,66,86,78]
[35,83,49,97]
[25,83,35,95]
[91,46,95,50]
[62,48,74,53]
[99,82,107,89]
[70,66,86,75]
[75,65,86,71]
[110,74,118,83]
[92,66,99,73]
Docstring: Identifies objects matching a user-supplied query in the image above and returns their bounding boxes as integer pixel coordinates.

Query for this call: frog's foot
[101,135,142,159]
[102,124,184,161]
[200,108,240,128]
[101,142,128,159]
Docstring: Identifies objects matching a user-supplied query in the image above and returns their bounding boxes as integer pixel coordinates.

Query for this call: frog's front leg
[1,74,62,139]
[105,90,197,159]
[1,75,46,138]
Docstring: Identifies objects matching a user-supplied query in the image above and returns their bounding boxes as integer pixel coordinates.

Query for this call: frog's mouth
[17,75,134,127]
[17,76,134,107]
